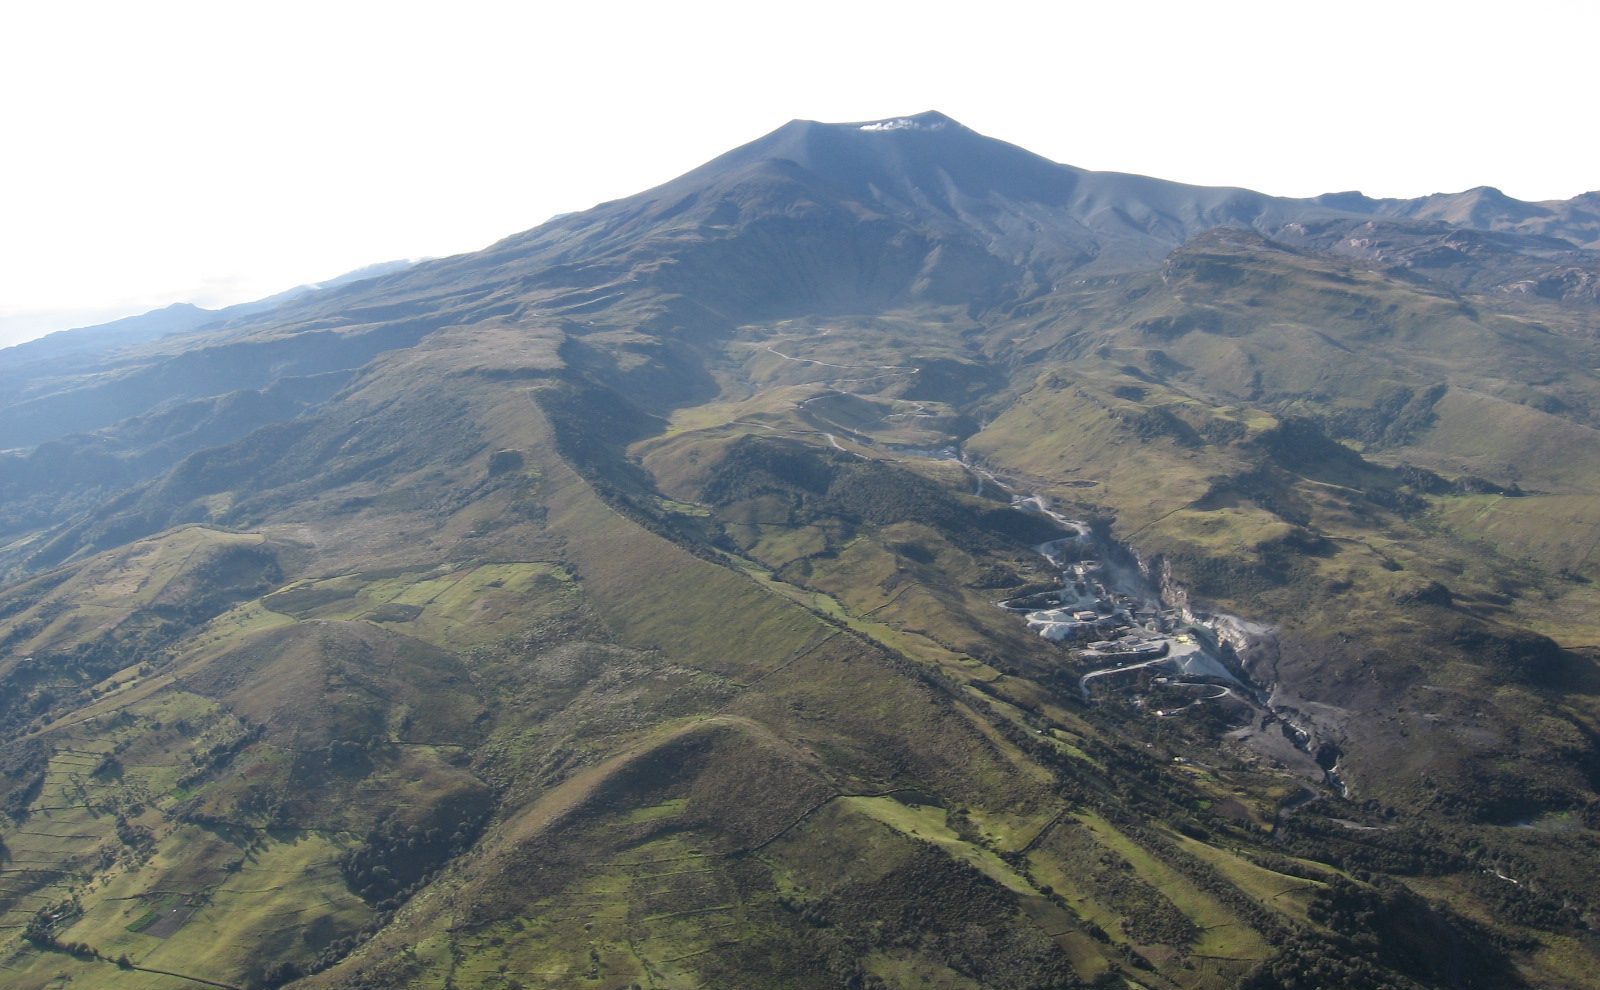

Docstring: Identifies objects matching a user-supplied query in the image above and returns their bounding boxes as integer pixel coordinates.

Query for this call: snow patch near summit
[860,117,947,132]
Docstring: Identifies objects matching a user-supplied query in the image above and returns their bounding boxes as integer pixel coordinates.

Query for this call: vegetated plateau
[1,111,1598,990]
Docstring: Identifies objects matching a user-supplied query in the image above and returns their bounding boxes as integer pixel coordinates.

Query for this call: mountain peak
[672,109,1073,205]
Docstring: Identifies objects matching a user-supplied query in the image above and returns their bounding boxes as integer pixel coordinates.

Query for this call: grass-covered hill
[0,113,1597,989]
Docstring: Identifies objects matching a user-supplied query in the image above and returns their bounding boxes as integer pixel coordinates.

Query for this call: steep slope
[0,113,1597,990]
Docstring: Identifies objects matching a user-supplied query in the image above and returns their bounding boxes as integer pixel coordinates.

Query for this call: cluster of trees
[22,901,100,962]
[1233,876,1528,990]
[0,740,48,821]
[1275,814,1590,930]
[339,810,487,909]
[1277,816,1462,876]
[767,841,1086,990]
[1239,930,1417,990]
[257,911,399,989]
[114,813,155,852]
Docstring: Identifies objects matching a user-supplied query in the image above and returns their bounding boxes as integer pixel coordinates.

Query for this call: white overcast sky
[2,0,1595,347]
